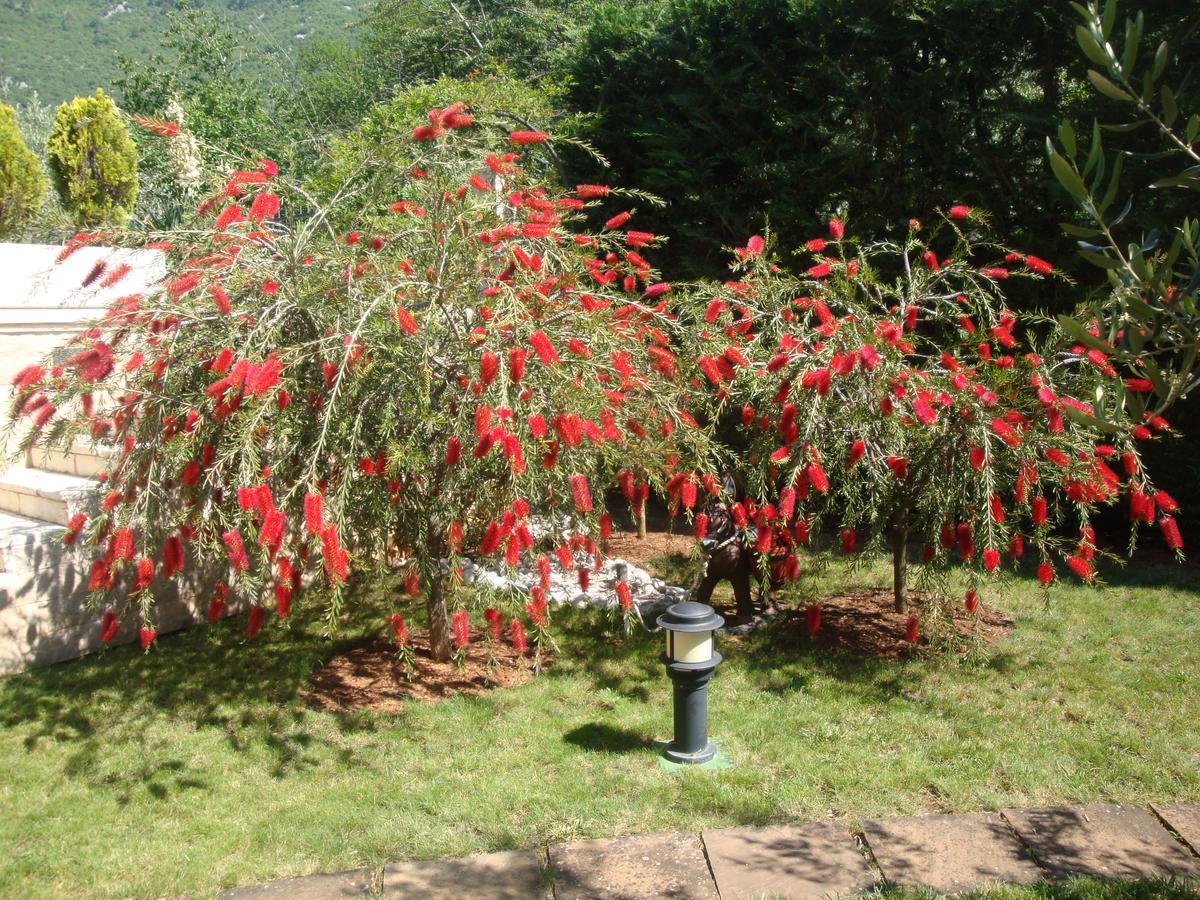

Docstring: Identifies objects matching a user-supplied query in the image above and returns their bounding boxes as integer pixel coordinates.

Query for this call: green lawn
[1,550,1198,898]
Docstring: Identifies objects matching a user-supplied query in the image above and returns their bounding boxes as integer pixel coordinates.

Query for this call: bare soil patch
[772,589,1013,660]
[304,630,544,713]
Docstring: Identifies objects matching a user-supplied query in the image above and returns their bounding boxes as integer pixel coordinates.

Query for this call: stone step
[0,510,69,578]
[0,466,99,526]
[27,440,115,479]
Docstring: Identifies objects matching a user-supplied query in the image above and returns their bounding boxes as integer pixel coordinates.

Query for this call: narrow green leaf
[1161,85,1179,126]
[1102,0,1117,38]
[1150,174,1200,189]
[1152,40,1169,81]
[1058,119,1077,158]
[1121,18,1139,74]
[1099,153,1124,216]
[1058,314,1116,352]
[1084,119,1104,177]
[1143,357,1170,397]
[1076,25,1112,66]
[1062,402,1122,433]
[1187,114,1200,144]
[1078,248,1123,269]
[1048,144,1091,201]
[1089,68,1134,102]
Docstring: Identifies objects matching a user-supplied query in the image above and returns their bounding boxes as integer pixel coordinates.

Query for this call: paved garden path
[223,802,1200,898]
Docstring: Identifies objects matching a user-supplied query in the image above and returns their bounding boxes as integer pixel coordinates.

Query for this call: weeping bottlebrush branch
[10,109,719,662]
[673,210,1181,629]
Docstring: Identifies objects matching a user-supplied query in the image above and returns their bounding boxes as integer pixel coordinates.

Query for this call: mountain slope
[0,0,362,105]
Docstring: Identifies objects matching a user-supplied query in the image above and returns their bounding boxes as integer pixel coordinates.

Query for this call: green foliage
[1047,0,1200,415]
[0,99,45,238]
[561,0,1196,288]
[45,89,138,227]
[298,0,595,130]
[315,75,584,203]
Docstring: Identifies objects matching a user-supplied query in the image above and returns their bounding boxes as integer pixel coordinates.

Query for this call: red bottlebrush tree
[680,213,1178,620]
[11,104,713,661]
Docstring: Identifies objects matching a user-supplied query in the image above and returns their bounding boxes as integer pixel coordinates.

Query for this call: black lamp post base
[662,741,717,765]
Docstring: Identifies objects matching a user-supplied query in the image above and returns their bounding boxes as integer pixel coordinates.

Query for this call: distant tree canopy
[46,89,138,228]
[561,0,1199,298]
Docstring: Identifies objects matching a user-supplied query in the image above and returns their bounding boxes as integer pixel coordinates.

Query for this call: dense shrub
[46,89,138,227]
[0,100,45,238]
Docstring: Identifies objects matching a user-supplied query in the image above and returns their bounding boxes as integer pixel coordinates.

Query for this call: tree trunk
[426,569,451,662]
[636,497,647,540]
[892,524,908,614]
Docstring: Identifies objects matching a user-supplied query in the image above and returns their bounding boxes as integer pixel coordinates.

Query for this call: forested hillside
[0,0,360,103]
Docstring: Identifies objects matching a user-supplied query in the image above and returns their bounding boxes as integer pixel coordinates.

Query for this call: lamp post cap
[657,600,724,633]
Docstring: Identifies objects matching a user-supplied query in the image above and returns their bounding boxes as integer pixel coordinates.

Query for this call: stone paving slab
[550,830,718,899]
[702,821,876,899]
[381,849,544,899]
[220,867,372,899]
[861,812,1042,894]
[1153,802,1200,856]
[1003,804,1200,882]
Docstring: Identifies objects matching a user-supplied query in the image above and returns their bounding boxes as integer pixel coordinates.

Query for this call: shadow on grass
[563,722,656,754]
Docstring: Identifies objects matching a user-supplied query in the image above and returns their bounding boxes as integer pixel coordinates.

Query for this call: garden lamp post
[657,600,724,764]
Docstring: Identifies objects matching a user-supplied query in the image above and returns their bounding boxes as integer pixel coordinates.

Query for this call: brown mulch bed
[605,529,696,570]
[772,588,1013,660]
[303,630,544,713]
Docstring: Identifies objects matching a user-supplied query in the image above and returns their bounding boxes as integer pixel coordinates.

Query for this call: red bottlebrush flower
[214,204,245,231]
[259,508,285,549]
[616,580,634,612]
[1155,491,1180,513]
[964,590,979,613]
[529,330,560,366]
[969,447,986,471]
[578,568,590,592]
[223,529,250,571]
[508,348,527,384]
[1159,516,1183,551]
[139,627,157,650]
[509,130,548,145]
[983,548,1000,572]
[111,527,135,563]
[840,529,856,554]
[828,218,845,239]
[1009,534,1024,558]
[1066,554,1095,581]
[848,439,867,466]
[576,184,611,199]
[989,494,1005,524]
[979,266,1010,280]
[886,456,908,479]
[484,607,503,641]
[1031,496,1047,526]
[730,502,749,528]
[246,605,266,639]
[705,298,727,323]
[208,584,228,623]
[599,513,612,541]
[569,473,593,514]
[1025,255,1053,275]
[452,609,470,647]
[100,609,119,644]
[645,282,672,298]
[806,461,830,494]
[479,351,500,386]
[949,205,971,220]
[806,603,821,635]
[388,613,409,647]
[413,125,443,141]
[1037,561,1054,585]
[510,619,528,653]
[248,192,281,223]
[208,283,232,314]
[321,525,348,583]
[1044,448,1070,468]
[162,535,184,577]
[806,237,827,252]
[694,513,709,539]
[394,306,420,335]
[806,262,831,279]
[304,492,324,536]
[445,437,463,467]
[957,523,975,559]
[64,513,87,546]
[904,615,919,644]
[990,417,1022,448]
